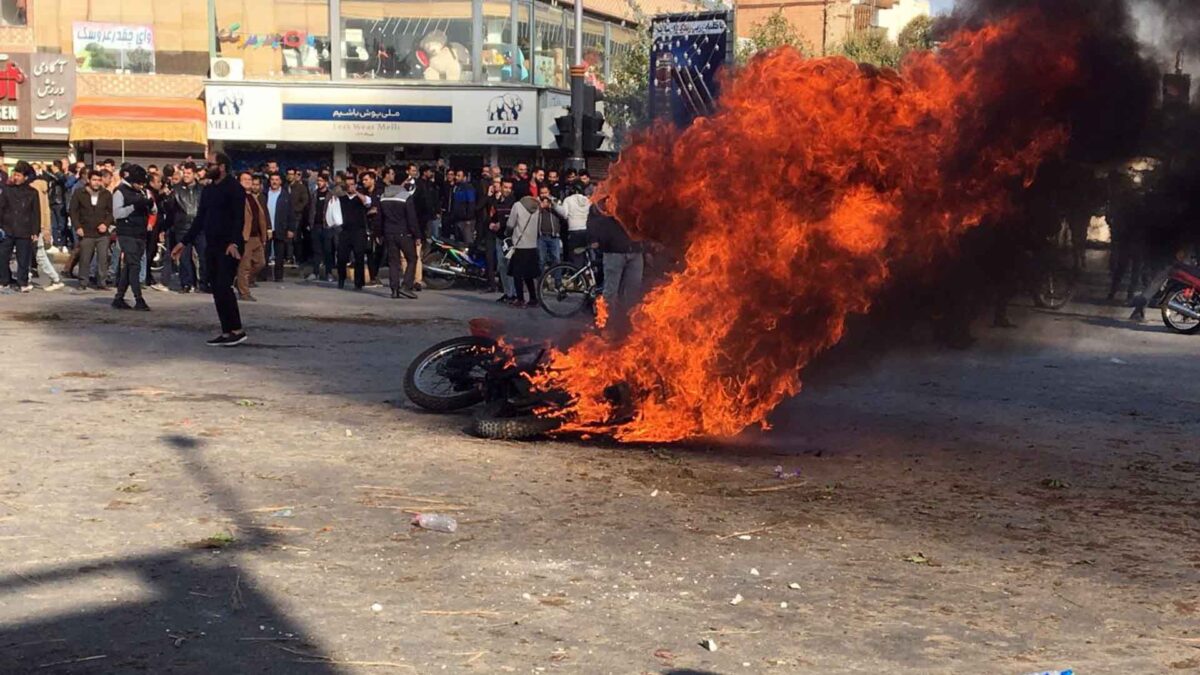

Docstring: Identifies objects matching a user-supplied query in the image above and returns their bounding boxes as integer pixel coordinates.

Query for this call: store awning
[69,97,207,147]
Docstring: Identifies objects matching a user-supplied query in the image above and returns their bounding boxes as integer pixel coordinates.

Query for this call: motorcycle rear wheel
[404,336,495,411]
[1162,288,1200,334]
[420,248,457,290]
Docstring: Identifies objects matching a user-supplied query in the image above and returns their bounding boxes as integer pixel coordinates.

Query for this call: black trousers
[368,237,386,281]
[337,229,368,289]
[0,236,32,287]
[272,238,288,281]
[207,245,243,334]
[386,234,418,291]
[480,231,498,288]
[116,235,146,300]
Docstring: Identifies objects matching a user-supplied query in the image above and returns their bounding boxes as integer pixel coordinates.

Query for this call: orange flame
[593,295,610,330]
[532,11,1080,442]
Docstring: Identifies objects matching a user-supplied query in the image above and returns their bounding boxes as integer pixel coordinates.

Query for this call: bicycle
[538,247,602,318]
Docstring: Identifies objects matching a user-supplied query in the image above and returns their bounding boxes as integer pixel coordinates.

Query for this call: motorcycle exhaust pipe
[422,264,461,277]
[1167,299,1200,321]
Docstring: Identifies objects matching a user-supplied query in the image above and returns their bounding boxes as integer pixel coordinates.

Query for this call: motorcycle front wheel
[404,336,496,411]
[1162,288,1200,334]
[420,248,457,290]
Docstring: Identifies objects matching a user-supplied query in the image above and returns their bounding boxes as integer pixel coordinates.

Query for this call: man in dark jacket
[262,172,296,282]
[380,178,421,299]
[174,152,249,346]
[45,161,70,249]
[68,169,114,290]
[588,200,643,321]
[0,161,42,291]
[286,168,310,266]
[334,175,373,291]
[307,174,334,281]
[447,170,476,245]
[111,164,154,311]
[165,162,201,292]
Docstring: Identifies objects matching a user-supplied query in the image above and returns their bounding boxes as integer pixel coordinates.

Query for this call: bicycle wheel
[149,243,168,274]
[539,263,592,318]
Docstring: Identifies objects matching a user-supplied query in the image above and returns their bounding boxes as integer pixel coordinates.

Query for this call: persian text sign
[28,55,75,138]
[73,22,156,74]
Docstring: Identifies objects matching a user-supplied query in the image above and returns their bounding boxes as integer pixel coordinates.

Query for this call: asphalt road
[0,260,1196,674]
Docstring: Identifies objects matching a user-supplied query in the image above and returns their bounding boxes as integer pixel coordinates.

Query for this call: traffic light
[581,113,605,152]
[554,113,575,152]
[580,84,605,152]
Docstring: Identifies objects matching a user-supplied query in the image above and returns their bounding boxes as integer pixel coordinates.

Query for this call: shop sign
[206,85,538,146]
[29,55,75,139]
[73,22,156,74]
[0,54,24,134]
[0,54,76,139]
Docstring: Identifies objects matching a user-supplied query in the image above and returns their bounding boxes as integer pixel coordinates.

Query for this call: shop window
[214,0,332,80]
[1,0,27,26]
[532,3,566,89]
[481,2,530,83]
[340,0,474,82]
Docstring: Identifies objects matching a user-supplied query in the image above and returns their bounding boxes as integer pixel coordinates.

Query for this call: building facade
[0,0,689,171]
[736,0,928,56]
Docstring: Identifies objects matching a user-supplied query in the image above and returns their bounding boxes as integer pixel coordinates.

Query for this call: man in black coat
[174,153,249,346]
[0,161,41,291]
[334,175,373,291]
[379,178,421,299]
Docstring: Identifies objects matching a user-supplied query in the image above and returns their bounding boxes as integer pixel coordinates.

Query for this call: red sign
[0,60,26,102]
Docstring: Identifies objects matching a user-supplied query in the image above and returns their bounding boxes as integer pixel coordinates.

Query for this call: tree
[835,29,904,69]
[736,10,812,65]
[897,15,934,53]
[604,13,652,150]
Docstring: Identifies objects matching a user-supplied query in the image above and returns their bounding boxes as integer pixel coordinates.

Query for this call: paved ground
[0,257,1197,674]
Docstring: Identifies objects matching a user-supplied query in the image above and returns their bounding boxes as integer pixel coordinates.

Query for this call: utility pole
[566,0,586,170]
[822,0,828,56]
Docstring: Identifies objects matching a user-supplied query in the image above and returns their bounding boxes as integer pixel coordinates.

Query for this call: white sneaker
[305,273,317,281]
[150,283,170,292]
[19,285,32,293]
[44,282,64,292]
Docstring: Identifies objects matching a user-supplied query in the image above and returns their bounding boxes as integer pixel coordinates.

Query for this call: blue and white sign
[648,11,732,128]
[205,84,538,146]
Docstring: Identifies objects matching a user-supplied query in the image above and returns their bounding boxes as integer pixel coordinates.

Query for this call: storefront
[205,82,540,170]
[0,53,76,167]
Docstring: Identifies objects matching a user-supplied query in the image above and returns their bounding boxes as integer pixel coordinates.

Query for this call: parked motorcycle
[403,319,566,439]
[420,237,489,290]
[1151,261,1200,334]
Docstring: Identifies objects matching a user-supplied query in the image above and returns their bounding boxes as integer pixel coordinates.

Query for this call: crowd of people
[0,154,646,342]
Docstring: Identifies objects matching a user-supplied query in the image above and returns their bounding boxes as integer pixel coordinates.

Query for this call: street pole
[566,0,586,170]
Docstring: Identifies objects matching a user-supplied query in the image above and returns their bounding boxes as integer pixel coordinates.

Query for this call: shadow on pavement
[0,434,343,674]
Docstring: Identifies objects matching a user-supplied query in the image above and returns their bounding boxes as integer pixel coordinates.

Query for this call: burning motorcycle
[420,237,490,290]
[403,319,567,438]
[1150,260,1200,334]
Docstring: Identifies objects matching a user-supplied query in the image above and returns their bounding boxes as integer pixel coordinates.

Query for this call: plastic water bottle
[412,513,458,533]
[1025,670,1073,675]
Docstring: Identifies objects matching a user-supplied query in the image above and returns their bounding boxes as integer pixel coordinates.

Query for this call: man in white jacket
[555,189,591,265]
